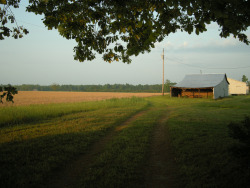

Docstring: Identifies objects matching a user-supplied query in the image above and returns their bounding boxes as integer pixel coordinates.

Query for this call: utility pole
[162,48,164,96]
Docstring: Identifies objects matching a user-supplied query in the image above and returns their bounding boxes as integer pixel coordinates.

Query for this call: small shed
[170,74,229,99]
[227,78,247,95]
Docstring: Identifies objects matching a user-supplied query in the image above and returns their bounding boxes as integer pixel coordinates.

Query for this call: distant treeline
[8,83,176,93]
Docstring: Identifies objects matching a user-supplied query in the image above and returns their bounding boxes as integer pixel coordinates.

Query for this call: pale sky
[1,2,250,85]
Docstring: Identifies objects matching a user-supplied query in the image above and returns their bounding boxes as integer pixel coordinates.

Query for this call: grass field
[0,94,250,187]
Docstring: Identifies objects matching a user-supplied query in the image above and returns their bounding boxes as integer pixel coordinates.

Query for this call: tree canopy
[10,82,176,93]
[2,0,250,63]
[242,75,248,83]
[0,85,18,103]
[0,0,29,40]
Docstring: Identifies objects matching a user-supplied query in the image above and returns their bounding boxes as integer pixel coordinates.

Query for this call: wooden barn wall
[181,89,213,98]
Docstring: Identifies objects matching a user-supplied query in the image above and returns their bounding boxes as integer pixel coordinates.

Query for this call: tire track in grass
[45,109,149,188]
[144,112,180,188]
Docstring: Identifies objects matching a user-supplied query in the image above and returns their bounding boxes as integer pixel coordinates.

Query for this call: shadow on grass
[227,116,250,187]
[0,130,107,188]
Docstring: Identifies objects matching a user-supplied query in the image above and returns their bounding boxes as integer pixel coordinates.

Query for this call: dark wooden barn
[170,74,229,99]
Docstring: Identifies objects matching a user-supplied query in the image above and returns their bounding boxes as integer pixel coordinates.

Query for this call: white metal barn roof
[174,74,229,88]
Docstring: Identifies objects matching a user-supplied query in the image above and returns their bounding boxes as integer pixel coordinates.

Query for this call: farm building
[227,78,248,95]
[170,74,229,99]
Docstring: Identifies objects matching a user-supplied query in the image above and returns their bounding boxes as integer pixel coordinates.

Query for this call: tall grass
[0,97,148,188]
[162,95,250,187]
[1,95,250,187]
[0,97,146,127]
[80,103,168,188]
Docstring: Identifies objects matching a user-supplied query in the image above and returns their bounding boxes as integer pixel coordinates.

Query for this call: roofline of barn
[170,86,214,89]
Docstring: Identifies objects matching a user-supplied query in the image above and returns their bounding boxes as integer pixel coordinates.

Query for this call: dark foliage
[10,83,176,93]
[0,0,29,40]
[228,116,250,148]
[2,1,250,63]
[228,116,250,187]
[0,84,18,103]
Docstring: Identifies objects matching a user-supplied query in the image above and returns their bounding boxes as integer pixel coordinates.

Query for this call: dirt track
[45,108,179,188]
[46,110,148,188]
[144,113,180,188]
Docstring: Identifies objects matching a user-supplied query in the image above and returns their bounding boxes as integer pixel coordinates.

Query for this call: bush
[0,85,18,103]
[228,116,250,148]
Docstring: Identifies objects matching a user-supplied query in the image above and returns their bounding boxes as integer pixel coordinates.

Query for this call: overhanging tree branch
[26,0,250,63]
[0,85,18,103]
[0,0,29,40]
[1,0,250,63]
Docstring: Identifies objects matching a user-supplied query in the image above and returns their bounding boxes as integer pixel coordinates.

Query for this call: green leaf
[0,0,7,5]
[187,8,192,16]
[137,21,143,28]
[195,28,199,35]
[121,28,126,33]
[5,0,250,64]
[128,25,132,32]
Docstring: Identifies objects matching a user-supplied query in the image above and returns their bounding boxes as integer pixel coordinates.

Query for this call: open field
[0,95,250,187]
[0,91,162,106]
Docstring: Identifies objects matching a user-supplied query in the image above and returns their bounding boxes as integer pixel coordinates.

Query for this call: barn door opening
[171,88,182,97]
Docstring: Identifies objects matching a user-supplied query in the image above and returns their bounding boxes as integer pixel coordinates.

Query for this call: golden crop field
[1,91,162,106]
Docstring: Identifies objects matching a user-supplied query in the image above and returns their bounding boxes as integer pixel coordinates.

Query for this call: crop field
[0,94,250,188]
[0,91,161,106]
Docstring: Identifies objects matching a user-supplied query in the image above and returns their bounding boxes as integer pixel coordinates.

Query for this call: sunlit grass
[164,95,250,187]
[1,95,250,187]
[0,97,148,188]
[80,103,168,188]
[0,97,146,127]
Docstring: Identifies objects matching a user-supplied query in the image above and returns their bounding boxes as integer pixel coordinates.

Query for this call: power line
[167,57,204,69]
[3,3,46,30]
[4,3,250,70]
[167,57,250,70]
[204,65,250,70]
[16,19,46,29]
[18,3,28,8]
